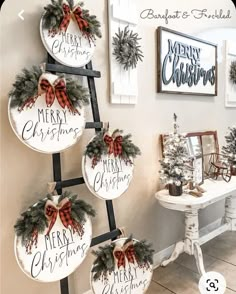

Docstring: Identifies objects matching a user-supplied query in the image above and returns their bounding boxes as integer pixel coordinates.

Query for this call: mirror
[160,131,219,185]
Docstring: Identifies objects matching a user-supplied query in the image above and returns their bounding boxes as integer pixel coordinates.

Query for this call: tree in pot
[159,114,193,196]
[222,126,236,176]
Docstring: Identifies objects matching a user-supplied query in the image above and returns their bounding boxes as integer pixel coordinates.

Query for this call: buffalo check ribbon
[59,3,89,34]
[45,198,83,236]
[104,134,123,157]
[40,78,79,114]
[19,76,79,114]
[113,241,136,269]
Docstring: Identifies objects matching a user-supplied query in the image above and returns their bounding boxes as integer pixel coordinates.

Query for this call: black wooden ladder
[46,54,121,294]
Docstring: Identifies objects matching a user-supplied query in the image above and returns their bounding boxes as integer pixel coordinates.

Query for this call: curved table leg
[161,241,185,267]
[193,242,206,276]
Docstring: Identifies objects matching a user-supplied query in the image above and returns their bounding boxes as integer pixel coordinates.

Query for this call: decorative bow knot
[113,241,136,269]
[59,3,89,36]
[104,134,123,157]
[45,198,83,236]
[20,77,79,114]
[40,78,78,114]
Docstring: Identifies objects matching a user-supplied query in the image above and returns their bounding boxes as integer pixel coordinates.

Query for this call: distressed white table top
[155,177,236,211]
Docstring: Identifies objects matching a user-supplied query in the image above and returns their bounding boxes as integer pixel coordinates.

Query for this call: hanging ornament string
[20,76,79,114]
[104,133,123,156]
[45,198,84,236]
[113,240,136,269]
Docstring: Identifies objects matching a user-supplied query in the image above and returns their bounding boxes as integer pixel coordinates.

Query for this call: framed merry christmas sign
[157,27,217,96]
[14,192,95,282]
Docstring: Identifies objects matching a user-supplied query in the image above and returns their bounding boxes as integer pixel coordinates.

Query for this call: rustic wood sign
[82,153,134,200]
[157,27,217,96]
[8,73,85,154]
[14,196,92,282]
[91,238,153,294]
[40,14,95,68]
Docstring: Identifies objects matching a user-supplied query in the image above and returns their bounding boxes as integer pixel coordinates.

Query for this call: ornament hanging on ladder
[82,129,141,200]
[91,236,154,294]
[8,66,89,153]
[40,0,102,67]
[14,191,95,282]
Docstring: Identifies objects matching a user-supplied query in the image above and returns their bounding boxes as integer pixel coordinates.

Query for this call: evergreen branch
[9,67,90,110]
[9,66,42,108]
[85,130,141,167]
[42,0,102,39]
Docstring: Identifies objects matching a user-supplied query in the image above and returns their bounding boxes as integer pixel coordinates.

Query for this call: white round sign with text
[82,152,134,200]
[15,197,92,283]
[91,238,153,294]
[40,15,95,68]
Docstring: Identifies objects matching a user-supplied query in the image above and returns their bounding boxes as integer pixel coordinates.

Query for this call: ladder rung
[46,63,101,78]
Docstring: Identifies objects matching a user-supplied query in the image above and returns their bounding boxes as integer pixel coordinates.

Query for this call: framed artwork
[157,26,218,96]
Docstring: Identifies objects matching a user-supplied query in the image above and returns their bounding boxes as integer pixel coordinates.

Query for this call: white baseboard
[83,218,223,293]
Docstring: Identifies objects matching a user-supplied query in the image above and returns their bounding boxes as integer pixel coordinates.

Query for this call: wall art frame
[157,26,218,96]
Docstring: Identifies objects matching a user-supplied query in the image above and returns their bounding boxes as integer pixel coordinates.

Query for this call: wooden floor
[148,232,236,294]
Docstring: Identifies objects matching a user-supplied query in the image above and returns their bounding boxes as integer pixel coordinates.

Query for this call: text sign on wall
[157,27,217,96]
[15,198,92,282]
[82,153,134,200]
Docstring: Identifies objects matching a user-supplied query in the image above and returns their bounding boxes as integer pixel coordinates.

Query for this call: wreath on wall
[112,26,144,71]
[230,61,236,84]
[91,236,154,281]
[42,0,102,42]
[85,129,141,168]
[9,66,90,114]
[14,191,96,254]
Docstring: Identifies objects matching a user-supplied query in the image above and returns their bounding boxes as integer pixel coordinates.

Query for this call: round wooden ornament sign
[40,0,101,67]
[91,238,153,294]
[82,130,141,200]
[9,71,86,153]
[14,194,94,282]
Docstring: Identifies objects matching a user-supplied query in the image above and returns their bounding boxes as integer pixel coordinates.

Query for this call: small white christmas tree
[159,114,193,187]
[222,126,236,167]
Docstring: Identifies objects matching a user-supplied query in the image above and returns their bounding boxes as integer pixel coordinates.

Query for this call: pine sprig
[85,129,141,167]
[9,66,42,108]
[222,126,236,166]
[92,244,116,281]
[230,61,236,84]
[113,26,144,71]
[9,66,90,110]
[66,78,90,108]
[42,0,102,39]
[14,197,50,246]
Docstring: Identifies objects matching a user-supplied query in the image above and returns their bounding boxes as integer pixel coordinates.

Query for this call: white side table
[155,178,236,275]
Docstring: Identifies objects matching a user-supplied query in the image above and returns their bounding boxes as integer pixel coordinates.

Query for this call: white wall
[0,0,236,293]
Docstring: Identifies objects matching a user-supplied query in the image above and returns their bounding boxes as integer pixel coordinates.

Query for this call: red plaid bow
[40,78,78,114]
[59,3,89,34]
[45,198,83,236]
[104,134,123,157]
[113,241,136,269]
